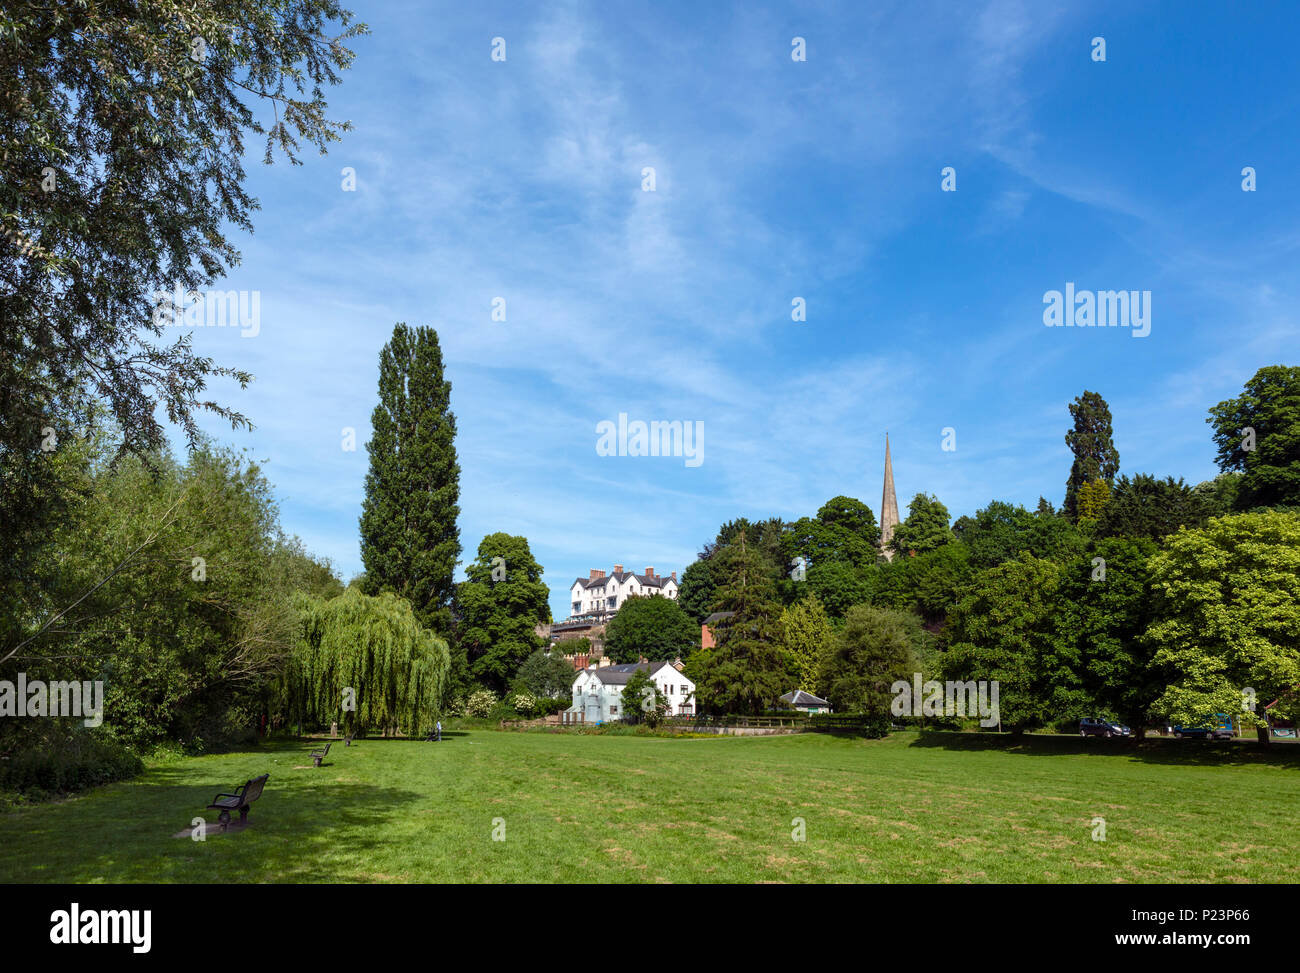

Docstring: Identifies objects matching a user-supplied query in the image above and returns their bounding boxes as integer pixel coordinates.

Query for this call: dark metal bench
[310,741,331,767]
[206,774,268,827]
[344,734,354,747]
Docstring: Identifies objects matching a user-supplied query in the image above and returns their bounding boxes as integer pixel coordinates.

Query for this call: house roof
[572,570,675,590]
[780,689,830,707]
[703,611,735,625]
[586,661,680,685]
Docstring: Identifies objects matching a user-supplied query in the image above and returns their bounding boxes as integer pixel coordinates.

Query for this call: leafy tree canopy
[957,500,1085,571]
[822,605,916,716]
[695,532,791,715]
[1095,473,1211,541]
[1208,365,1300,510]
[890,493,953,556]
[514,648,577,700]
[779,594,835,693]
[620,668,670,726]
[454,533,550,693]
[675,558,717,624]
[604,594,699,664]
[785,496,880,570]
[940,554,1064,731]
[1146,511,1300,730]
[0,0,365,463]
[1052,537,1161,733]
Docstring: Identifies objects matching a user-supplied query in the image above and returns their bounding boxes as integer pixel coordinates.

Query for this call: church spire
[880,434,900,561]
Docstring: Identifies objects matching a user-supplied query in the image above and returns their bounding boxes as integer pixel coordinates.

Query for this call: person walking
[436,719,442,742]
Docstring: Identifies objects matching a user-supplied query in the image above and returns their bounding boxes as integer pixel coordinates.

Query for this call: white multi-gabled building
[570,661,695,722]
[569,565,678,619]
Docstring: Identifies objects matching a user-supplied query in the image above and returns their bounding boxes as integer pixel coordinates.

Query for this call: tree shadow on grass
[0,741,432,883]
[296,730,475,744]
[905,729,1300,769]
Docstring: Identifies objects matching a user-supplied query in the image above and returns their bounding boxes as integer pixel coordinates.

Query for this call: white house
[570,661,695,722]
[568,565,678,619]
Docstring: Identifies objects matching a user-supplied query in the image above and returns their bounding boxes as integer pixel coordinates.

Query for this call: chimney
[671,571,676,581]
[645,566,654,578]
[589,569,600,581]
[614,564,623,573]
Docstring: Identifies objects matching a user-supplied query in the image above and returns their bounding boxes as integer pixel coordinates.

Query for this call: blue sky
[179,0,1300,621]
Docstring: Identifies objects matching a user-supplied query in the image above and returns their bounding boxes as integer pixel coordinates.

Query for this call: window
[609,705,618,715]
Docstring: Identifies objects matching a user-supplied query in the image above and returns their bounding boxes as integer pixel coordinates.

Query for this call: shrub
[0,726,143,797]
[534,696,570,717]
[488,700,519,722]
[509,691,539,717]
[463,689,498,718]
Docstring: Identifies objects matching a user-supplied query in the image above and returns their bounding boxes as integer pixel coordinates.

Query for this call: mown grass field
[2,729,1298,883]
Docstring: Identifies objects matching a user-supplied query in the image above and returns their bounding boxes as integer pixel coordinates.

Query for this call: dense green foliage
[0,0,363,658]
[1095,474,1211,540]
[785,495,880,569]
[3,437,340,753]
[0,0,364,445]
[822,606,916,716]
[693,532,791,715]
[1051,537,1161,733]
[604,595,699,664]
[1208,365,1300,510]
[454,533,550,692]
[890,493,953,555]
[359,324,462,634]
[1145,511,1300,730]
[778,594,835,692]
[675,558,717,624]
[805,560,876,618]
[954,501,1086,571]
[941,555,1063,732]
[619,668,670,727]
[514,649,578,699]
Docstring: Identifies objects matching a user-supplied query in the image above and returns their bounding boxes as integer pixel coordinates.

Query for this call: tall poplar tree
[1063,390,1120,521]
[359,324,461,634]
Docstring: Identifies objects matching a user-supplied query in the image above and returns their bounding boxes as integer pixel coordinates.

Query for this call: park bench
[310,741,331,767]
[344,733,354,746]
[206,774,268,827]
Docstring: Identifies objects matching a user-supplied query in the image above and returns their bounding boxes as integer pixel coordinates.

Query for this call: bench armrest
[214,791,243,800]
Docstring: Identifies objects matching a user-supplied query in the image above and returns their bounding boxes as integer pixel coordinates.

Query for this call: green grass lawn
[2,729,1298,883]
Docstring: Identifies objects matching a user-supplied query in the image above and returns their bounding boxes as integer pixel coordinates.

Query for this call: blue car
[1173,713,1234,740]
[1080,717,1129,738]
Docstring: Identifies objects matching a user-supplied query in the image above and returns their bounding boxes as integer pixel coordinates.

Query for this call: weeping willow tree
[278,589,449,737]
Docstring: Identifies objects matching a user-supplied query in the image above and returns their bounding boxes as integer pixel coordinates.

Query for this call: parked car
[1172,713,1234,740]
[1080,717,1130,738]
